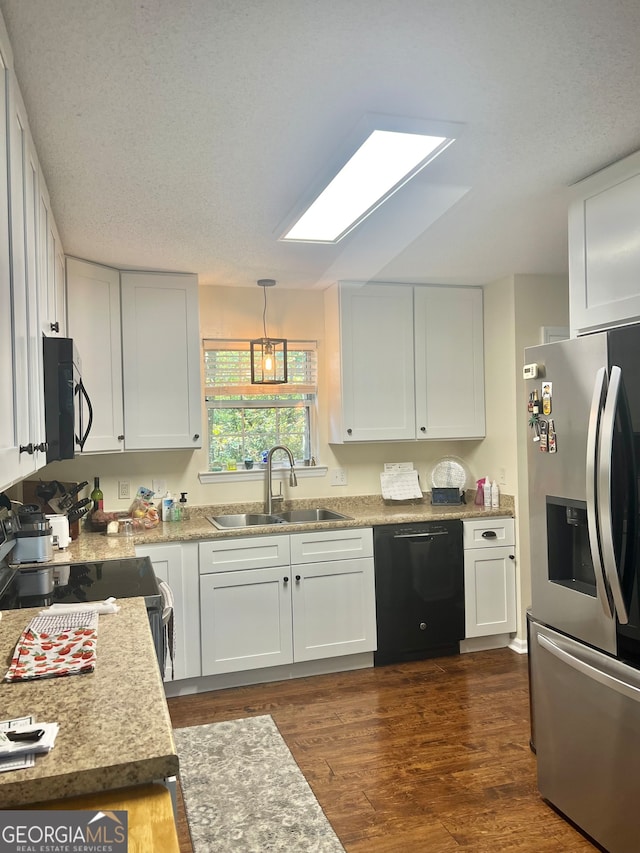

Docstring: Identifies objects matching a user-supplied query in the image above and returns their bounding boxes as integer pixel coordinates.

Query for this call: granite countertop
[0,598,178,807]
[29,492,514,565]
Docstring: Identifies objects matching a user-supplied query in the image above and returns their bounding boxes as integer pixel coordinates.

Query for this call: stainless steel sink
[206,513,285,529]
[206,508,352,529]
[278,507,351,524]
[273,508,352,524]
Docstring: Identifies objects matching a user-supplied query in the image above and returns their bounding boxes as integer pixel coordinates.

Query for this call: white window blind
[204,340,317,397]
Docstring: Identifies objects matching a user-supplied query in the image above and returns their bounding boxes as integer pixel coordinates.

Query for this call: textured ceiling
[1,0,640,289]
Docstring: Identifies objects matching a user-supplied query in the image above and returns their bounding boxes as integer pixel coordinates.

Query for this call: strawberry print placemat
[3,611,99,682]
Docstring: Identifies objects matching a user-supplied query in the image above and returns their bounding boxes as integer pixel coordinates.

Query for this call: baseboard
[460,634,512,653]
[508,636,528,654]
[164,652,374,697]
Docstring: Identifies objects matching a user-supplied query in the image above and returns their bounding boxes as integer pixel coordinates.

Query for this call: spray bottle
[483,476,492,507]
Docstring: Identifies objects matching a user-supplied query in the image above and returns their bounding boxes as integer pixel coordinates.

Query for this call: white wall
[513,274,569,633]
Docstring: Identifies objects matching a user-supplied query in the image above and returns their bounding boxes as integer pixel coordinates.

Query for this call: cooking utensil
[66,497,91,515]
[58,481,89,511]
[67,504,92,524]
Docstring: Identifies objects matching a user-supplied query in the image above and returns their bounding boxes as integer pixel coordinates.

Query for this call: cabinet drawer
[199,535,290,573]
[290,527,373,564]
[463,517,514,549]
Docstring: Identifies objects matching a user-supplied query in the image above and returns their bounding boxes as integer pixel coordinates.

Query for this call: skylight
[281,128,455,244]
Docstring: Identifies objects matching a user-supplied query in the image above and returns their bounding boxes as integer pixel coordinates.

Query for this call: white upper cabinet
[66,258,124,453]
[66,261,202,453]
[37,169,66,337]
[414,285,485,439]
[326,283,416,442]
[120,271,202,450]
[1,70,49,487]
[325,281,485,442]
[569,149,640,336]
[0,21,64,490]
[0,51,21,488]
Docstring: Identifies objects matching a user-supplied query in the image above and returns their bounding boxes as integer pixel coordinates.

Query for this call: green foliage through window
[204,342,317,470]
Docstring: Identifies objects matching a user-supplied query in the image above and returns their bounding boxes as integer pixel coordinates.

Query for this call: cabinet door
[37,169,65,337]
[0,52,19,490]
[136,542,201,682]
[50,219,66,337]
[292,557,377,662]
[337,282,416,441]
[66,258,124,453]
[24,135,46,467]
[4,73,38,484]
[120,272,202,450]
[464,546,516,638]
[200,567,293,675]
[414,285,485,439]
[569,150,640,336]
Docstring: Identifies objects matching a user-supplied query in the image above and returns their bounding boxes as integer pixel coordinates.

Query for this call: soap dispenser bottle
[179,492,189,521]
[161,491,174,522]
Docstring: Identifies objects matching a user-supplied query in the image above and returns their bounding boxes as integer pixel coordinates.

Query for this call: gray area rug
[174,715,346,853]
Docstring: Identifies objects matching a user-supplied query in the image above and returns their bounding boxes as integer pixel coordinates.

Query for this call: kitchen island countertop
[0,597,178,807]
[41,493,514,565]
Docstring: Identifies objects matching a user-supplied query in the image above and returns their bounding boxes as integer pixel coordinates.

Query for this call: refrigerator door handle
[538,633,640,702]
[598,365,629,624]
[586,366,613,618]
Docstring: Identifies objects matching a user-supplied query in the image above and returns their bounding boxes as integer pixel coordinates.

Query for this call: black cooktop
[8,556,161,610]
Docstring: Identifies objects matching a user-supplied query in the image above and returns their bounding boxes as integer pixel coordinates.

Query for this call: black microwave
[42,336,93,462]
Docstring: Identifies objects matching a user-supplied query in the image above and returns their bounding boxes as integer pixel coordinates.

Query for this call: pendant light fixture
[250,279,288,384]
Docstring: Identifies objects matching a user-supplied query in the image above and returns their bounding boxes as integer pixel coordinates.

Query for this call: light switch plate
[152,479,166,497]
[330,468,348,486]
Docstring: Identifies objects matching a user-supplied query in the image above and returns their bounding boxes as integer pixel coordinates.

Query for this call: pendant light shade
[250,279,288,384]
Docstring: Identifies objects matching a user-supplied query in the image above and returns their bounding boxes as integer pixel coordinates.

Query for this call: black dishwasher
[373,520,464,665]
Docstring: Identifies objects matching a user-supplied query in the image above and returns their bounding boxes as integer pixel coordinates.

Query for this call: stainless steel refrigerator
[526,324,640,853]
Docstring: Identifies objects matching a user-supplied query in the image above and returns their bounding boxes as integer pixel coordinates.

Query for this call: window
[203,340,317,470]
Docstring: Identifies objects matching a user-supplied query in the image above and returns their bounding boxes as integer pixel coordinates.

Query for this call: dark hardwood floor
[167,649,597,852]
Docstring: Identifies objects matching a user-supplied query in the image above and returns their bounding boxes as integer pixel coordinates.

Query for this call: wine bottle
[90,477,104,512]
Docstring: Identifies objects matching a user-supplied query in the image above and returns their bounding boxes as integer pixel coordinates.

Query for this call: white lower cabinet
[200,565,294,675]
[463,518,516,638]
[199,529,376,677]
[291,557,377,662]
[135,542,201,682]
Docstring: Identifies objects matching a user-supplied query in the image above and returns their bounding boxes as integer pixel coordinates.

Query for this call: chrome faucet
[266,445,298,514]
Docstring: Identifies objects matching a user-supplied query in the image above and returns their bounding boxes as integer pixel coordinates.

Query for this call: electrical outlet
[118,480,130,500]
[499,468,507,485]
[330,468,348,486]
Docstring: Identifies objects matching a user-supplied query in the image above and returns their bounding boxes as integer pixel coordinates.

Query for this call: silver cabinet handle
[598,365,628,623]
[393,531,448,539]
[586,366,613,618]
[537,633,640,702]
